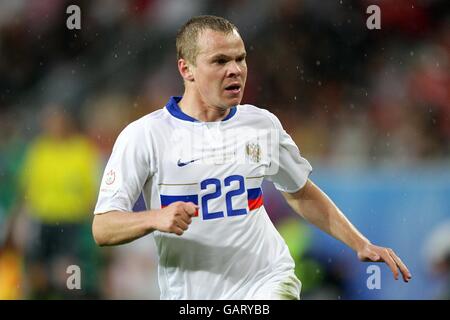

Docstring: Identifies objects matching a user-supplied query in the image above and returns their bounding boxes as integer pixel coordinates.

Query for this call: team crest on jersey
[245,142,261,163]
[105,169,116,185]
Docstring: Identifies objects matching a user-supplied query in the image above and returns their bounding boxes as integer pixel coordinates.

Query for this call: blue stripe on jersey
[222,104,237,120]
[160,194,199,207]
[247,187,262,200]
[165,96,237,122]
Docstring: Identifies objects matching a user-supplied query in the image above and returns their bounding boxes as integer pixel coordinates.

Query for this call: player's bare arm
[92,201,198,246]
[282,179,412,282]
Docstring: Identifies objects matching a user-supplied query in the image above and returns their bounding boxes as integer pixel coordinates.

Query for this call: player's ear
[178,58,194,82]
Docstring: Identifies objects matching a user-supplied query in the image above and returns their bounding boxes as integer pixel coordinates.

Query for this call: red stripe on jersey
[248,196,263,211]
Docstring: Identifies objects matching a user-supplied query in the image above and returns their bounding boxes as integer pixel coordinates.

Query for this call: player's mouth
[224,83,241,95]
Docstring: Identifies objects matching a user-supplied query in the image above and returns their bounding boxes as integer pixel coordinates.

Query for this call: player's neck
[178,93,230,122]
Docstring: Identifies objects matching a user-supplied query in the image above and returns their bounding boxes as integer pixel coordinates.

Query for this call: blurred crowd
[0,0,449,299]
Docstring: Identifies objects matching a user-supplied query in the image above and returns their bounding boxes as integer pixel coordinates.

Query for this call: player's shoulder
[122,108,167,133]
[238,103,282,128]
[116,108,166,139]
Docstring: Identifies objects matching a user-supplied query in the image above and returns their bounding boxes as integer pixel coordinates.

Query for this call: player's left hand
[357,243,412,282]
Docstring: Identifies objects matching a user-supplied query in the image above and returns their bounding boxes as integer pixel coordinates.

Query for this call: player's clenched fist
[154,201,198,235]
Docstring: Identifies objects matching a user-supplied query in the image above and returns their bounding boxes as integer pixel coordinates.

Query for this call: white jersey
[94,96,312,299]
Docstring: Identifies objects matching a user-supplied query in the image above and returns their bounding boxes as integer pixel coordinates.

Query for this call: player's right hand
[154,201,198,236]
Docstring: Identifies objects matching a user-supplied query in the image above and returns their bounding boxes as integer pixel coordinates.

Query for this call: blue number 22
[224,175,247,217]
[200,175,247,220]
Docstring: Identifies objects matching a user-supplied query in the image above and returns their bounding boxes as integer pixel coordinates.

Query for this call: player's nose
[227,61,242,77]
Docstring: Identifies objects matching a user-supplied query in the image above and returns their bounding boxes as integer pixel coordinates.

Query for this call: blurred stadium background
[0,0,449,299]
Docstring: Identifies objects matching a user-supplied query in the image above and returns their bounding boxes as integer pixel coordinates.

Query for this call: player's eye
[214,58,228,65]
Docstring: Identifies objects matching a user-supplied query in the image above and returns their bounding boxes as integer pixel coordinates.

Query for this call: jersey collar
[165,96,237,122]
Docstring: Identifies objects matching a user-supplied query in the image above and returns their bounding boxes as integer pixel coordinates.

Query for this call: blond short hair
[176,15,238,65]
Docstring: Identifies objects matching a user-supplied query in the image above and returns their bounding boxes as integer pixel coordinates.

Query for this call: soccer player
[92,15,411,299]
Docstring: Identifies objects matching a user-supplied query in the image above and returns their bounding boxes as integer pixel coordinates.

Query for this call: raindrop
[316,60,321,66]
[410,51,414,56]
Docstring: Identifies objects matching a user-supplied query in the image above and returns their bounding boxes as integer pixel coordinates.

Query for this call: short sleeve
[264,111,312,193]
[94,121,154,214]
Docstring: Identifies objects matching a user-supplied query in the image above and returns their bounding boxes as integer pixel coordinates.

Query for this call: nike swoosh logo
[177,159,200,167]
